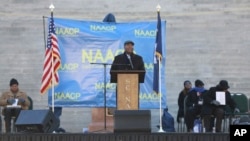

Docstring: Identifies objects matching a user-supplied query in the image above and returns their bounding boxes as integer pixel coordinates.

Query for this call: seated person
[185,79,207,132]
[0,78,30,133]
[177,80,192,123]
[202,80,239,132]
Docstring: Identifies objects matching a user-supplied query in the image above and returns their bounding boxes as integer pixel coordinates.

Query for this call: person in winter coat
[202,80,239,132]
[177,80,192,123]
[0,78,30,133]
[185,79,207,132]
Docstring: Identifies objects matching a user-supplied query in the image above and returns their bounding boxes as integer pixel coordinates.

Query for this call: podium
[110,70,145,110]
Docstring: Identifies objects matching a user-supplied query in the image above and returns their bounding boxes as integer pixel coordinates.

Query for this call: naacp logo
[56,27,80,36]
[134,29,156,38]
[90,25,116,32]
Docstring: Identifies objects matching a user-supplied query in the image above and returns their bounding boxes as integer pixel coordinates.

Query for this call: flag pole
[156,4,165,133]
[158,56,164,133]
[49,3,55,113]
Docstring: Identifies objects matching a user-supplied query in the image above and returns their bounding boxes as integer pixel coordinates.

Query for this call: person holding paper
[0,78,30,133]
[202,80,239,132]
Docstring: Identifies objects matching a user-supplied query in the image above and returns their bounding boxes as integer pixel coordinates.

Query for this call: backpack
[161,108,176,132]
[193,118,203,133]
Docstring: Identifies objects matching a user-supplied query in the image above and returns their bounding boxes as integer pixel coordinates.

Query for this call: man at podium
[110,40,145,110]
[110,40,145,71]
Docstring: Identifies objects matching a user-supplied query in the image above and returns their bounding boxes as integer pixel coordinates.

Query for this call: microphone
[90,62,112,65]
[90,63,130,66]
[127,55,134,69]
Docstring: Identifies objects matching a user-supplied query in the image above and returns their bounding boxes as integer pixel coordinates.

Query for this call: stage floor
[0,132,229,141]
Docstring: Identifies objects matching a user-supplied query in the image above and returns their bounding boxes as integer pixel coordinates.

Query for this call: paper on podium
[216,92,225,105]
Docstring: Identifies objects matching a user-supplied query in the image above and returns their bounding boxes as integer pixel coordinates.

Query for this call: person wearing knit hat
[202,80,239,133]
[0,78,30,133]
[9,78,19,86]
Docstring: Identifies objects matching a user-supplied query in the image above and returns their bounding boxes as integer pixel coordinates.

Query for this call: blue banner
[48,17,167,109]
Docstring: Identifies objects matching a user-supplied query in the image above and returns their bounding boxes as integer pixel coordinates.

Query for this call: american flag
[40,12,61,94]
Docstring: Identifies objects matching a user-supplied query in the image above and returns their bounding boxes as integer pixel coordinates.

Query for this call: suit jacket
[110,52,145,83]
[202,85,236,115]
[110,52,145,71]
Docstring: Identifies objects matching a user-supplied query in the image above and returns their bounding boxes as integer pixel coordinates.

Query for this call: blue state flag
[153,11,163,94]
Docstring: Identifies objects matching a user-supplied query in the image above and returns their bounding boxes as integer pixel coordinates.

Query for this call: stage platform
[0,132,229,141]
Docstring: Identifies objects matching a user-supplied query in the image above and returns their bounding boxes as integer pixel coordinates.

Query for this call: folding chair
[177,96,188,132]
[232,93,249,114]
[177,117,185,132]
[224,93,249,131]
[223,105,233,132]
[27,96,33,110]
[249,97,250,111]
[179,96,188,132]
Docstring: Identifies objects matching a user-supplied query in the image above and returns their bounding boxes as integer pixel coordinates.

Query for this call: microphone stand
[90,62,112,133]
[90,63,130,133]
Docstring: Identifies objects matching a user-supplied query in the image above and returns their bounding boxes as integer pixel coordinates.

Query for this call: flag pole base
[157,127,165,133]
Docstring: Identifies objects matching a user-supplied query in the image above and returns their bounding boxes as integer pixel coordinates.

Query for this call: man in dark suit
[110,40,145,71]
[110,40,145,109]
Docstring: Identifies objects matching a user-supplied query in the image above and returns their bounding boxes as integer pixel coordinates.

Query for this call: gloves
[211,100,220,106]
[7,98,15,104]
[234,108,240,113]
[18,98,25,104]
